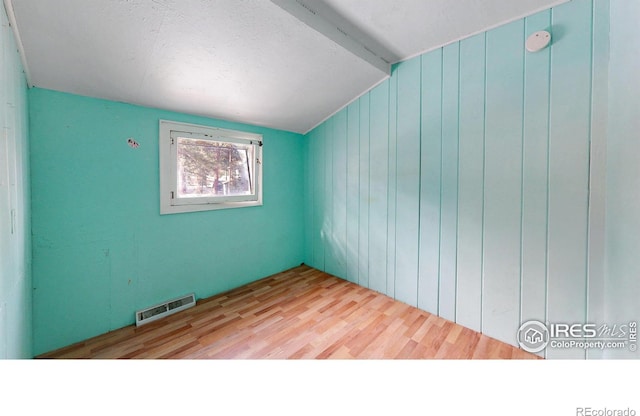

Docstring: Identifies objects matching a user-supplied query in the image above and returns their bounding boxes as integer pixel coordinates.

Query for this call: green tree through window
[177,138,252,197]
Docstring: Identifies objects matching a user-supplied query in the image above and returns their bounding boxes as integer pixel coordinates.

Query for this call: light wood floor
[39,265,539,359]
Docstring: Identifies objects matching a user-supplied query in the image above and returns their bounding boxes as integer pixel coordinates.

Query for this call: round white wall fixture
[526,31,551,52]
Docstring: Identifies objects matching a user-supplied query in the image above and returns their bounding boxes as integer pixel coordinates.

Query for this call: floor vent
[136,293,196,326]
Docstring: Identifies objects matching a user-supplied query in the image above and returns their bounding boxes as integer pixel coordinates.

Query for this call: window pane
[176,137,253,198]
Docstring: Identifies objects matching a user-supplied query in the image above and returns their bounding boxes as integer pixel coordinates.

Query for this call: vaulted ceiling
[7,0,568,133]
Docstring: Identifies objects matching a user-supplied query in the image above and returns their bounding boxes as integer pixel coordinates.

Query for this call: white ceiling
[7,0,568,133]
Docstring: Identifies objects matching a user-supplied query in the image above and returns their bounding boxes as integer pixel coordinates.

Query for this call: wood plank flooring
[39,265,540,359]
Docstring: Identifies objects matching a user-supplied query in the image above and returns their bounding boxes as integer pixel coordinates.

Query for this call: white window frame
[159,120,263,214]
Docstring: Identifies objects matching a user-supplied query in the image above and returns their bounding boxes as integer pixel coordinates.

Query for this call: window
[159,120,262,214]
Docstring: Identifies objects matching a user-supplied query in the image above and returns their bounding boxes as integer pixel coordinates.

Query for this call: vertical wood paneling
[1,18,13,351]
[312,123,325,269]
[368,81,389,294]
[332,109,348,278]
[606,0,640,359]
[394,58,421,306]
[1,21,12,299]
[418,50,443,314]
[323,118,334,272]
[439,43,460,321]
[521,10,551,328]
[386,72,398,298]
[346,101,360,283]
[482,20,525,345]
[358,94,370,288]
[303,0,606,358]
[1,4,32,358]
[586,0,609,359]
[546,0,592,359]
[329,108,347,279]
[303,127,314,265]
[456,33,486,332]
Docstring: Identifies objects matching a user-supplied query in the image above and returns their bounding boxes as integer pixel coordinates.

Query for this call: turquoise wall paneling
[323,117,335,274]
[331,109,348,279]
[303,123,313,265]
[346,102,360,284]
[29,89,304,355]
[482,19,524,345]
[456,33,485,333]
[302,0,629,356]
[520,10,551,333]
[585,0,610,359]
[586,0,609,317]
[605,0,640,358]
[418,49,443,315]
[394,58,421,307]
[439,43,460,322]
[368,81,390,294]
[358,94,370,288]
[386,74,398,298]
[312,123,325,269]
[0,2,32,359]
[546,0,593,359]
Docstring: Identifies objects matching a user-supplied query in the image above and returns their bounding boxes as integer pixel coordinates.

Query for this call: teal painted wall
[303,0,618,359]
[0,3,32,358]
[605,0,640,359]
[30,88,304,355]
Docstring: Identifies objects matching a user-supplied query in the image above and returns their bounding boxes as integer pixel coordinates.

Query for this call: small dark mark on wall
[127,138,139,148]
